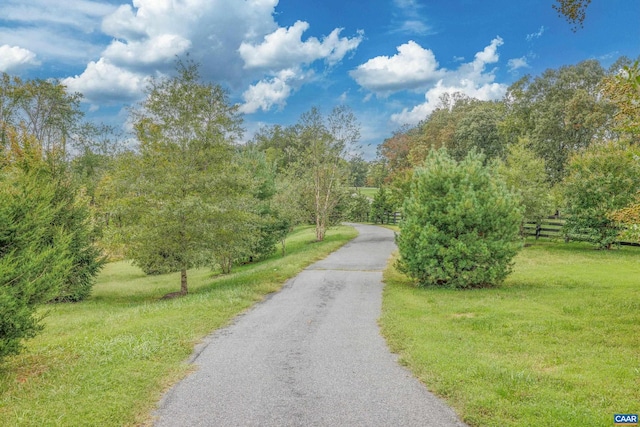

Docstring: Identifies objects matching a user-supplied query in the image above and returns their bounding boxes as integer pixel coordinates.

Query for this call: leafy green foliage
[270,176,308,256]
[504,60,613,183]
[1,75,105,302]
[610,194,640,243]
[348,154,368,188]
[450,100,506,162]
[365,158,389,187]
[49,180,105,302]
[498,138,553,227]
[251,124,304,174]
[370,186,393,224]
[553,0,592,31]
[602,58,640,139]
[397,149,522,288]
[233,147,279,264]
[0,163,71,362]
[292,106,360,241]
[107,61,244,293]
[251,106,361,241]
[377,127,412,182]
[0,73,84,167]
[562,141,640,249]
[344,189,371,222]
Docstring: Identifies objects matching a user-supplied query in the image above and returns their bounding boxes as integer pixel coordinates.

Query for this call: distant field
[0,225,358,427]
[381,239,640,426]
[351,187,377,199]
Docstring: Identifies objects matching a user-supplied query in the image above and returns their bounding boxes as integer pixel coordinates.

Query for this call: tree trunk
[316,213,326,241]
[161,270,188,299]
[180,268,188,294]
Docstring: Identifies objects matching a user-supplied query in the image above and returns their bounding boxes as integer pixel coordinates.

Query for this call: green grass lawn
[381,239,640,426]
[0,225,357,427]
[351,186,378,199]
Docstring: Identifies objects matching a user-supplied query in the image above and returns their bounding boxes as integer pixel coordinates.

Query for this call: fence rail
[523,217,640,247]
[363,213,640,247]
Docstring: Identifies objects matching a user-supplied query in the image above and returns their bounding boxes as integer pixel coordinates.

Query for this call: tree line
[1,55,639,361]
[370,57,640,246]
[0,60,363,362]
[387,56,640,289]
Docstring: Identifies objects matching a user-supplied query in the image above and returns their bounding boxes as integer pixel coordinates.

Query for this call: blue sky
[1,0,638,158]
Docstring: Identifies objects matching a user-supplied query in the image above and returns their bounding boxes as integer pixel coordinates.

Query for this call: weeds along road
[153,223,467,427]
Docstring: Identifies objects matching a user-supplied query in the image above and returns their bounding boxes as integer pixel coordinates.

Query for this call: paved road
[153,224,467,427]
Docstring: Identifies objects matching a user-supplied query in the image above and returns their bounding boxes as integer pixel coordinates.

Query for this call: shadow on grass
[89,225,358,306]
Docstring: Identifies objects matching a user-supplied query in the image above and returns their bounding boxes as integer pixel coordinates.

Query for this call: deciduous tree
[110,61,243,295]
[294,106,360,241]
[602,58,640,139]
[370,186,393,224]
[562,141,640,249]
[498,138,553,231]
[452,100,506,162]
[610,196,640,243]
[504,60,613,183]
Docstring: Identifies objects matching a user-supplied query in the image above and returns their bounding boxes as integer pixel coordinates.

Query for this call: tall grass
[0,225,357,426]
[381,239,640,426]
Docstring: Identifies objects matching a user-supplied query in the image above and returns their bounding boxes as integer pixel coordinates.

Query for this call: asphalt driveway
[153,223,467,426]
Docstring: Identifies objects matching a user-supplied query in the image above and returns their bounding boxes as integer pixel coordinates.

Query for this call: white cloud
[350,41,443,94]
[0,27,104,64]
[239,69,299,114]
[63,0,359,111]
[390,80,506,125]
[239,21,362,70]
[526,26,545,41]
[390,0,431,35]
[62,58,149,104]
[0,0,116,32]
[104,34,192,69]
[0,1,116,66]
[508,56,529,71]
[352,37,504,98]
[236,17,362,114]
[394,20,432,35]
[96,0,280,78]
[0,45,40,72]
[62,0,280,105]
[393,0,419,8]
[359,37,509,126]
[473,36,503,65]
[101,4,148,41]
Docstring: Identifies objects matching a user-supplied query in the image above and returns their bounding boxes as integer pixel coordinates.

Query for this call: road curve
[153,223,467,427]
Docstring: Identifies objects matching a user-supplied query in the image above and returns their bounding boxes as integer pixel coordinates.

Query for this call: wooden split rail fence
[523,216,640,247]
[362,213,639,247]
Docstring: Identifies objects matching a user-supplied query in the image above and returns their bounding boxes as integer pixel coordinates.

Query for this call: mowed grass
[381,239,640,427]
[0,225,357,427]
[352,187,377,199]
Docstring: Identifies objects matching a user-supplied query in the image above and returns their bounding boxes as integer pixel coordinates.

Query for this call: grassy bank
[0,225,357,426]
[381,239,640,426]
